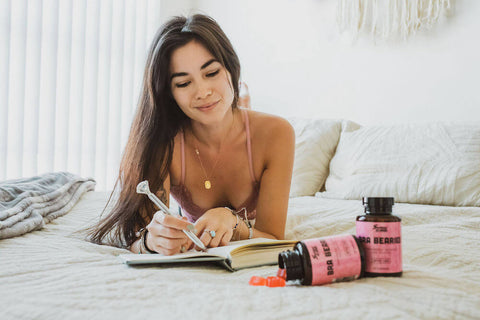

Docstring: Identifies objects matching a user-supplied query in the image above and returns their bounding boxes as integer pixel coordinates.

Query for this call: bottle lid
[362,197,394,214]
[278,250,303,281]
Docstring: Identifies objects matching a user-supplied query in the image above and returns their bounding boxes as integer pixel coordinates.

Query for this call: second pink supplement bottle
[356,197,403,277]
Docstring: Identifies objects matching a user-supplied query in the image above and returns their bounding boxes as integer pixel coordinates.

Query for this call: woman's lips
[196,100,219,111]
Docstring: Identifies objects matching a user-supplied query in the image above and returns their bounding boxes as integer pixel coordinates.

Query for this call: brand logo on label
[373,224,388,232]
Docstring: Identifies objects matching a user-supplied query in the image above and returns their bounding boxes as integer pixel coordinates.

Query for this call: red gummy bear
[277,268,287,280]
[266,276,286,287]
[249,276,267,286]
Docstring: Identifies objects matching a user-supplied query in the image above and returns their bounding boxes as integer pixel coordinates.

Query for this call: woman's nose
[195,82,212,100]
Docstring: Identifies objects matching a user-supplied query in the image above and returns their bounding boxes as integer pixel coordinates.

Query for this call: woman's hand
[145,211,195,255]
[194,208,237,249]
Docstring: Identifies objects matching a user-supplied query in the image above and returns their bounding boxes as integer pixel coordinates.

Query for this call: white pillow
[317,122,480,207]
[288,119,359,197]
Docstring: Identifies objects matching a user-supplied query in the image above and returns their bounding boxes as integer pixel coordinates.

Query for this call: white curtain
[0,0,162,191]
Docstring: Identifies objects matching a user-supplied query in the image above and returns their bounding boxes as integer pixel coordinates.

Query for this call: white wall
[165,0,479,125]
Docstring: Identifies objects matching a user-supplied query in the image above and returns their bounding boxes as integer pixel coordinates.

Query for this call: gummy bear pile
[249,268,287,287]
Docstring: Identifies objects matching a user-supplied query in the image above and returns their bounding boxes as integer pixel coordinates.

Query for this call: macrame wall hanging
[337,0,454,40]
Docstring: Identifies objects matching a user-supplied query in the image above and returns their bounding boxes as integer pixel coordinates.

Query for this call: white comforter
[1,191,479,320]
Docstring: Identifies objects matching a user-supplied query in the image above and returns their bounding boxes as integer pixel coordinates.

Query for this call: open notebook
[118,238,298,271]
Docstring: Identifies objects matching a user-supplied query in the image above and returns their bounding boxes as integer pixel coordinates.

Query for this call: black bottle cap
[362,197,394,214]
[278,250,304,281]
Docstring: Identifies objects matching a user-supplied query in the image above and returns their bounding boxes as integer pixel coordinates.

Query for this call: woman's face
[169,40,234,125]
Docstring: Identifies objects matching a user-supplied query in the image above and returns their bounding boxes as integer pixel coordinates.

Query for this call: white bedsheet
[1,191,479,320]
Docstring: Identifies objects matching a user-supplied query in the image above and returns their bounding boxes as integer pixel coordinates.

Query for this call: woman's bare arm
[250,116,295,240]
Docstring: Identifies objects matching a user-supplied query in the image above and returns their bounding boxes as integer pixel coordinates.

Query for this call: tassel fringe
[337,0,454,40]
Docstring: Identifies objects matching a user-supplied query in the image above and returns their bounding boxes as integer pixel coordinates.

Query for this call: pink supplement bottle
[356,197,402,277]
[278,235,365,285]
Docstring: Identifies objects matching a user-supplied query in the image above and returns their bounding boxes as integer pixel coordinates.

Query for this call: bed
[1,119,480,319]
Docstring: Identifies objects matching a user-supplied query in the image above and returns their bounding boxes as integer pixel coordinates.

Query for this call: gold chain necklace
[193,113,235,190]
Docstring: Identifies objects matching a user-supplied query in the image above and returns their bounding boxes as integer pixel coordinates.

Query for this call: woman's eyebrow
[200,59,218,70]
[170,59,219,81]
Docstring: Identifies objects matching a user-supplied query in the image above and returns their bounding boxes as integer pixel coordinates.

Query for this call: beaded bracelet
[225,207,240,230]
[224,207,253,240]
[239,207,253,239]
[243,217,253,239]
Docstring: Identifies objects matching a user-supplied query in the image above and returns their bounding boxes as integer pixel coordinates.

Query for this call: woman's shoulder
[243,109,295,163]
[244,109,294,168]
[247,110,295,144]
[244,109,294,140]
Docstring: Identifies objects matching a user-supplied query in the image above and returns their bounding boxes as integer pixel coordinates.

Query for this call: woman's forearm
[233,217,279,241]
[252,228,278,240]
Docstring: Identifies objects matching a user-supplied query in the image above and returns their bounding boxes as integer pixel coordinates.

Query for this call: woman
[89,14,294,255]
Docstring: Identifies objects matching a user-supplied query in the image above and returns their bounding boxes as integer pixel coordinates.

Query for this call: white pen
[136,180,207,251]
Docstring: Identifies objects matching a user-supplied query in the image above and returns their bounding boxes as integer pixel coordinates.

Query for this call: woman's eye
[206,70,220,77]
[176,81,190,88]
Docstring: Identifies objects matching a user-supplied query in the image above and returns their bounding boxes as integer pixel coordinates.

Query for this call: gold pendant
[204,180,211,189]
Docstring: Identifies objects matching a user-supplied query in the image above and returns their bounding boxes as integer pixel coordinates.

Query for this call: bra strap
[180,130,186,184]
[242,109,256,183]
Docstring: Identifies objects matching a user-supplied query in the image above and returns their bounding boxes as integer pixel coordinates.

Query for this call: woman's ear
[238,81,251,109]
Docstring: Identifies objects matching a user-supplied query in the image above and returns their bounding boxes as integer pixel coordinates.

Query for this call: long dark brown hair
[88,14,241,248]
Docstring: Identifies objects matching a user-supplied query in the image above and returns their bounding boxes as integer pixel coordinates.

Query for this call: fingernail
[187,224,196,233]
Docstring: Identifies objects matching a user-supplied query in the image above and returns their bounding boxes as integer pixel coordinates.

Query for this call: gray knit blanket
[0,172,96,239]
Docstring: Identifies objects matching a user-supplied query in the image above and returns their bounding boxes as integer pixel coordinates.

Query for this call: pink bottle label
[356,221,402,273]
[303,235,362,285]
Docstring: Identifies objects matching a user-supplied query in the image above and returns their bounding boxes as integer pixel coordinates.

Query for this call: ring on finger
[180,245,187,253]
[204,229,216,238]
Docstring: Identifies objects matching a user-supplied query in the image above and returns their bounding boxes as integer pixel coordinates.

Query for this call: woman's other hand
[145,211,195,255]
[194,208,237,249]
[238,81,251,109]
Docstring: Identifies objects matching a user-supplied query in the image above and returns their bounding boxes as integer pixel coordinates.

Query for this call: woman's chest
[170,136,263,209]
